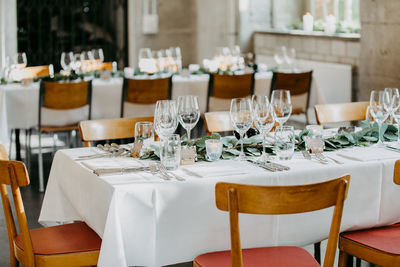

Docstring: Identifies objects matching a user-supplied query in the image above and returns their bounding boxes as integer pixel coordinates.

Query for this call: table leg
[15,129,21,161]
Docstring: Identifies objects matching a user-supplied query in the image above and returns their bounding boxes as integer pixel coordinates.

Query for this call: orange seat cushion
[341,223,400,255]
[14,222,101,255]
[194,246,320,267]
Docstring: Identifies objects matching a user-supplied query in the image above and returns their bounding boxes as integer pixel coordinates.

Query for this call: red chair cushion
[14,222,101,255]
[341,223,400,255]
[194,246,320,267]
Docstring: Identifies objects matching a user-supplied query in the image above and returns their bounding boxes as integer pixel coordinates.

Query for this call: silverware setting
[247,159,290,172]
[302,150,344,165]
[75,144,130,160]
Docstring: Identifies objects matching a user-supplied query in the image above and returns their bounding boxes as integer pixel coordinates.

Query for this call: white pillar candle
[325,14,337,34]
[303,12,314,32]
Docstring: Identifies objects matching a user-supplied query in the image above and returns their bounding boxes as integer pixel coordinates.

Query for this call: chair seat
[341,223,400,255]
[194,246,320,267]
[14,222,101,255]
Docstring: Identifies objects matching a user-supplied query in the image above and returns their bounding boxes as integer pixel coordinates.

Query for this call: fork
[158,164,185,181]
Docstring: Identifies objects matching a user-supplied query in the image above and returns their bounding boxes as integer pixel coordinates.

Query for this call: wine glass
[61,52,74,73]
[252,95,275,163]
[154,100,178,140]
[271,90,292,126]
[177,96,200,143]
[392,94,400,146]
[80,51,93,72]
[14,52,27,70]
[92,48,104,69]
[138,48,156,74]
[284,48,296,71]
[369,90,390,146]
[230,98,253,160]
[274,46,286,68]
[384,88,399,123]
[135,121,155,154]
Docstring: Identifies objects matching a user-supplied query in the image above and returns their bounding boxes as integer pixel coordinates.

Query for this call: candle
[205,139,223,161]
[303,12,314,32]
[325,14,337,34]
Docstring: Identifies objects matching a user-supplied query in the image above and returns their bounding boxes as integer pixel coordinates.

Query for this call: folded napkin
[181,161,250,178]
[337,146,400,162]
[81,158,145,176]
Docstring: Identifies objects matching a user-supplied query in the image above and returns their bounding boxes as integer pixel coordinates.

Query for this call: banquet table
[39,145,400,267]
[0,72,324,148]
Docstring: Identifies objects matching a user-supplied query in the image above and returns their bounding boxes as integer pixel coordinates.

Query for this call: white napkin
[337,146,400,162]
[182,161,250,178]
[81,157,145,171]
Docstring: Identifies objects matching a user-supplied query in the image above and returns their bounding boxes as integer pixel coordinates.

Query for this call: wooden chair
[121,76,172,117]
[338,160,400,267]
[10,65,52,81]
[0,144,101,267]
[79,116,154,147]
[270,71,313,123]
[314,102,369,125]
[204,112,233,135]
[37,80,92,192]
[207,73,255,112]
[194,175,350,267]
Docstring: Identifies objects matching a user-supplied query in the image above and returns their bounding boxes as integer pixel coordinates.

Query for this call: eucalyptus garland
[140,121,399,161]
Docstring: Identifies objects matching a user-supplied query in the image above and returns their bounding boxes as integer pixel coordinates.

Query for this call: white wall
[0,0,17,68]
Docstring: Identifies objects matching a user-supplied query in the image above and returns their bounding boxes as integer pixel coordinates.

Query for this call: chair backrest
[121,77,172,117]
[39,80,93,126]
[79,116,154,147]
[204,112,233,135]
[0,145,35,266]
[270,71,313,114]
[314,102,369,125]
[207,73,255,111]
[215,175,350,267]
[97,62,113,71]
[11,65,51,81]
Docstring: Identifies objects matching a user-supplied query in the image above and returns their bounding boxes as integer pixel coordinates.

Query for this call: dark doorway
[17,0,128,71]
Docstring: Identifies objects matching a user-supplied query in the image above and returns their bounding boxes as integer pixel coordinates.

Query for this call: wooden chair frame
[202,176,349,267]
[270,71,313,123]
[0,144,99,267]
[120,76,172,117]
[338,160,400,267]
[314,102,369,125]
[207,73,255,112]
[79,116,154,147]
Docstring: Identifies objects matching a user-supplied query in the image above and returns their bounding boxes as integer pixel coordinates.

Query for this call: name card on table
[180,146,196,165]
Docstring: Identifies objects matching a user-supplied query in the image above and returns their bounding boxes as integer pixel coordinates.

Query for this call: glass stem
[398,123,400,143]
[186,127,191,144]
[240,134,244,156]
[378,122,382,144]
[262,130,267,158]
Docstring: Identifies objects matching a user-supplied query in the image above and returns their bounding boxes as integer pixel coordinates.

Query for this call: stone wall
[358,0,400,100]
[253,31,360,100]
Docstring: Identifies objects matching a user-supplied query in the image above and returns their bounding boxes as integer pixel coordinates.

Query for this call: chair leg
[9,128,14,159]
[338,250,348,267]
[356,258,361,267]
[15,129,21,161]
[25,129,31,173]
[38,132,45,192]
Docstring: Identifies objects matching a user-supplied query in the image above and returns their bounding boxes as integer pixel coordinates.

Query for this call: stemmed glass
[369,90,390,146]
[92,48,104,68]
[284,48,296,71]
[252,95,275,163]
[177,96,200,143]
[392,94,400,147]
[274,46,286,68]
[154,100,178,140]
[80,51,93,72]
[13,52,27,70]
[230,98,253,161]
[384,88,399,124]
[271,90,292,126]
[61,52,74,74]
[139,48,156,74]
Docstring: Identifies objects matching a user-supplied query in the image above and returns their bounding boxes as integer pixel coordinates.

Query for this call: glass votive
[274,126,295,160]
[305,125,324,153]
[306,125,323,137]
[205,139,223,161]
[160,134,181,170]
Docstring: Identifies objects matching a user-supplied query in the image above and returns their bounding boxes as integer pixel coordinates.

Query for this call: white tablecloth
[0,73,324,148]
[39,145,400,267]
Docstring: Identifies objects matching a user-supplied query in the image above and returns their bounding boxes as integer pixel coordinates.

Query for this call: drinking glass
[369,90,390,146]
[80,51,93,72]
[271,90,292,126]
[14,52,27,70]
[92,48,104,63]
[392,94,400,145]
[154,100,178,140]
[252,95,275,162]
[384,88,399,123]
[284,48,296,70]
[72,53,81,73]
[275,126,295,160]
[230,98,253,160]
[274,46,286,67]
[61,52,74,73]
[160,134,181,170]
[134,121,155,151]
[177,95,200,143]
[138,48,156,73]
[205,139,223,161]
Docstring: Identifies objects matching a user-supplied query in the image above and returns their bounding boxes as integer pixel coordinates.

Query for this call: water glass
[160,134,181,171]
[177,95,200,142]
[271,90,292,126]
[370,90,390,146]
[274,126,295,160]
[205,139,223,161]
[230,98,253,160]
[134,121,154,151]
[154,100,178,139]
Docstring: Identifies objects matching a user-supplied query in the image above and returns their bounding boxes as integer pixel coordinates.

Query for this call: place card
[130,141,143,158]
[305,137,324,154]
[180,146,196,165]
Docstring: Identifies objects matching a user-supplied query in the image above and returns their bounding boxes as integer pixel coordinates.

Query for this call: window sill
[255,29,360,41]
